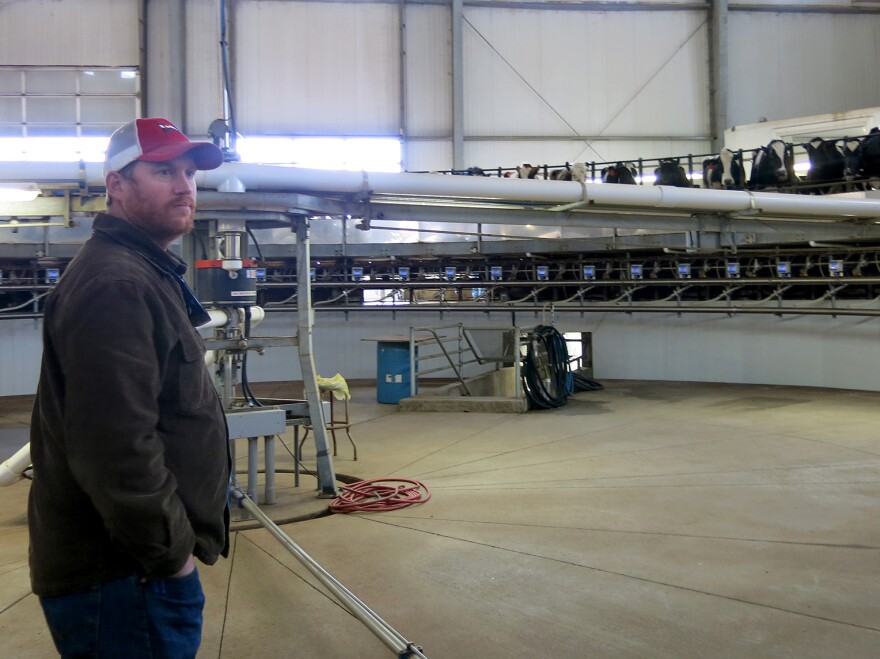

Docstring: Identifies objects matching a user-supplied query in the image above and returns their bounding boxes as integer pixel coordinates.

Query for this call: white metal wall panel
[235,1,400,135]
[5,309,880,396]
[0,0,138,66]
[728,12,880,127]
[404,139,453,172]
[404,5,452,138]
[186,0,225,136]
[463,8,709,140]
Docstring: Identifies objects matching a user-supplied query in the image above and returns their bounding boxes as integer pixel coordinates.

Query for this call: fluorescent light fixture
[0,182,40,202]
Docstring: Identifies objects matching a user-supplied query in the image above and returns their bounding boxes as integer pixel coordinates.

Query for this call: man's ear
[105,170,127,197]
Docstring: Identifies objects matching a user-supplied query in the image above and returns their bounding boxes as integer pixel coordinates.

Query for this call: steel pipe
[233,489,427,659]
[2,161,880,222]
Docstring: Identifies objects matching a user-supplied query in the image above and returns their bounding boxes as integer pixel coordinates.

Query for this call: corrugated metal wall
[0,0,138,66]
[6,309,880,397]
[234,1,401,135]
[4,1,880,167]
[460,7,709,169]
[728,11,880,127]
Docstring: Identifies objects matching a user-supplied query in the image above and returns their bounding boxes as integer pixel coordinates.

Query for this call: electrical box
[829,260,844,277]
[308,267,316,281]
[398,266,410,281]
[445,266,456,280]
[490,265,503,281]
[630,264,643,280]
[195,259,258,306]
[677,263,691,279]
[536,265,549,281]
[45,268,60,284]
[726,261,740,278]
[351,266,364,281]
[776,261,791,278]
[582,265,596,280]
[255,268,267,282]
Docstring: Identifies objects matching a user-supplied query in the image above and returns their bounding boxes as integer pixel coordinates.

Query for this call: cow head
[843,139,861,180]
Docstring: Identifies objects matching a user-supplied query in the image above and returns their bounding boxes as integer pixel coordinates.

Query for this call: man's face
[107,155,198,249]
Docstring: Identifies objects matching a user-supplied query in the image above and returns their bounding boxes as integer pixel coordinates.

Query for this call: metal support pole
[247,436,258,504]
[709,0,729,152]
[409,326,417,398]
[264,435,276,504]
[294,217,338,497]
[451,0,465,169]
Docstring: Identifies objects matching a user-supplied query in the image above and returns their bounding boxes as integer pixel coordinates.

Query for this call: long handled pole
[232,487,427,659]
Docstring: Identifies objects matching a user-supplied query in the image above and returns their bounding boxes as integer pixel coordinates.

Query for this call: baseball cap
[104,118,224,176]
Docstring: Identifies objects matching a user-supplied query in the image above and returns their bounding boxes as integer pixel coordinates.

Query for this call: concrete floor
[0,380,878,658]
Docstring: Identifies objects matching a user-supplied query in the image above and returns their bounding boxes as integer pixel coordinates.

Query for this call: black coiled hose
[521,325,572,409]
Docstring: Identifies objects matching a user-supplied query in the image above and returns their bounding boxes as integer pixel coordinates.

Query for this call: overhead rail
[2,161,880,224]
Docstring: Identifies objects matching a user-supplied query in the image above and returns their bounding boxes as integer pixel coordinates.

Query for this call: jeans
[39,569,205,659]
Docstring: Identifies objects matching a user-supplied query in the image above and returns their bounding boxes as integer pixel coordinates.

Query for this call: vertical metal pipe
[247,437,258,504]
[399,0,408,171]
[295,217,338,497]
[264,435,276,504]
[451,0,465,169]
[409,326,417,398]
[708,0,729,153]
[139,0,148,115]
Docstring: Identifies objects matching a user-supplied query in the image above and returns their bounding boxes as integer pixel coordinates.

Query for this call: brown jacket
[28,213,229,597]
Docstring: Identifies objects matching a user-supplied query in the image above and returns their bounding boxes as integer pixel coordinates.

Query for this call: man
[28,118,230,658]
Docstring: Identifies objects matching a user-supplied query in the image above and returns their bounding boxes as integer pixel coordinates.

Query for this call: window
[0,67,140,160]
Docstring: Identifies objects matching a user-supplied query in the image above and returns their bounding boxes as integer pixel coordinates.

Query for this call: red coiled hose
[330,478,431,514]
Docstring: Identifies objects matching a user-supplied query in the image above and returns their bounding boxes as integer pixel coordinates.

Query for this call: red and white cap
[103,118,224,176]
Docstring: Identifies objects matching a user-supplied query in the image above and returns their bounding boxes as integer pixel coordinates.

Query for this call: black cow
[803,137,845,194]
[702,148,744,189]
[452,166,489,176]
[601,162,638,185]
[654,158,691,187]
[843,128,880,190]
[748,139,795,190]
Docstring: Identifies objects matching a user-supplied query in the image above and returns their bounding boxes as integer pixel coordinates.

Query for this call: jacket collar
[92,212,187,276]
[92,212,210,327]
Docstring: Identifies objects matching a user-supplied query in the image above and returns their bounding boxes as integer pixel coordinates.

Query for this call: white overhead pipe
[2,161,880,221]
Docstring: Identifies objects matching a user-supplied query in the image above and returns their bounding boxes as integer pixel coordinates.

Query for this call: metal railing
[408,323,524,398]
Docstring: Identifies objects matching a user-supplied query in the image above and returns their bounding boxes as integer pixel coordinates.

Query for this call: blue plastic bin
[376,341,417,404]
